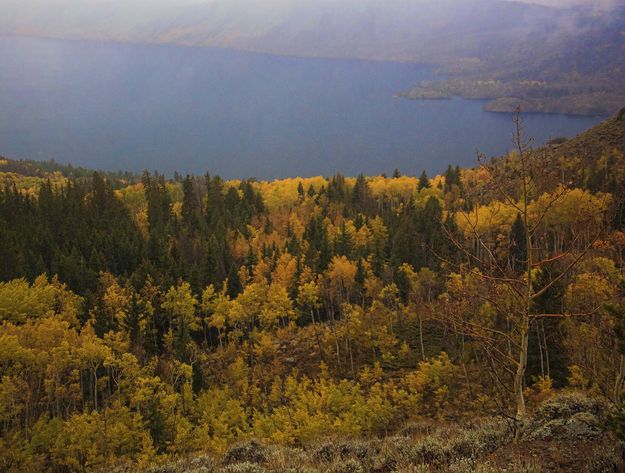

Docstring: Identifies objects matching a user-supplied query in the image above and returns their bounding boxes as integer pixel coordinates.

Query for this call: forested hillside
[1,112,625,472]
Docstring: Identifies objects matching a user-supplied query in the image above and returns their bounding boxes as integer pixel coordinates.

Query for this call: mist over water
[0,36,602,179]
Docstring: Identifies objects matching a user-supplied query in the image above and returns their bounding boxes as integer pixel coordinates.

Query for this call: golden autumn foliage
[1,139,624,472]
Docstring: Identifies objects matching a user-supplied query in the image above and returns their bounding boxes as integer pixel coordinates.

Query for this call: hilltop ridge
[552,107,625,160]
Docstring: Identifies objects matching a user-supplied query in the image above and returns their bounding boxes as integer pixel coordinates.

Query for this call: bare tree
[437,108,608,441]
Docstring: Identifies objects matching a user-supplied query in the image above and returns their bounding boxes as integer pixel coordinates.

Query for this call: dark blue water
[0,36,602,179]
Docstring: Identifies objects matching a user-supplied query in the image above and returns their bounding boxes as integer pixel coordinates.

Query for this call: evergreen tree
[422,196,444,267]
[181,175,202,234]
[226,265,242,299]
[351,173,375,216]
[143,172,172,269]
[327,173,347,203]
[443,164,462,193]
[125,292,142,349]
[418,170,430,190]
[334,222,354,258]
[304,215,330,272]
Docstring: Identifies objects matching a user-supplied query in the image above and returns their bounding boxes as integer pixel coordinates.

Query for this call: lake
[0,36,602,180]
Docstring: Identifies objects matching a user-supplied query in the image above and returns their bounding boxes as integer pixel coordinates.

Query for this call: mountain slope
[553,107,625,160]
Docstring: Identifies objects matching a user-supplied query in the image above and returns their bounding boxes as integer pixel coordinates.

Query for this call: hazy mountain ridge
[0,1,589,60]
[1,0,624,114]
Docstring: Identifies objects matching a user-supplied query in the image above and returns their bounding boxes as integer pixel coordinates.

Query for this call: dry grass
[139,393,621,473]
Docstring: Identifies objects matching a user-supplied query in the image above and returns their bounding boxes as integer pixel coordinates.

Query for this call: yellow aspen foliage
[238,265,251,288]
[162,282,199,329]
[260,284,296,328]
[298,264,316,285]
[252,259,271,284]
[564,272,614,315]
[405,352,457,418]
[42,403,152,471]
[201,284,217,314]
[255,176,326,210]
[288,212,306,239]
[209,291,231,332]
[525,375,554,405]
[532,187,610,229]
[171,201,182,219]
[194,387,250,453]
[100,272,131,327]
[359,361,383,386]
[272,252,298,292]
[296,280,321,313]
[353,222,372,249]
[326,256,357,303]
[231,230,250,262]
[567,365,589,389]
[227,357,251,397]
[0,275,82,325]
[369,216,388,243]
[253,331,278,361]
[231,282,267,327]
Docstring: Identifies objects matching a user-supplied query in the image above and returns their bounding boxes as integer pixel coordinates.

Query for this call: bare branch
[530,306,602,320]
[453,208,510,277]
[529,186,572,235]
[531,232,600,300]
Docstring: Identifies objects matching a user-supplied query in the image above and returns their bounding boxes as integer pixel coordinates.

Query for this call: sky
[2,0,625,13]
[521,0,624,5]
[3,0,625,6]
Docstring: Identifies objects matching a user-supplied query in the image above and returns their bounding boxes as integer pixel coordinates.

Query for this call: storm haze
[2,0,619,63]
